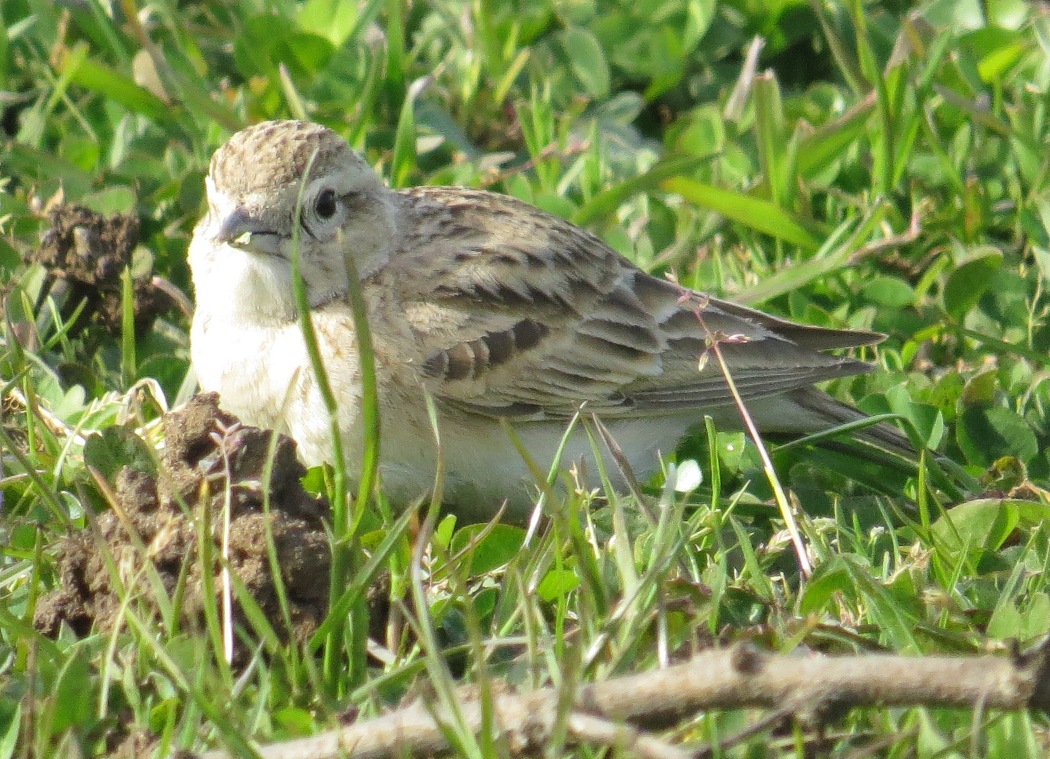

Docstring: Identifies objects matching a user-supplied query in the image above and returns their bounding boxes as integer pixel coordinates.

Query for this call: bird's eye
[315,188,337,220]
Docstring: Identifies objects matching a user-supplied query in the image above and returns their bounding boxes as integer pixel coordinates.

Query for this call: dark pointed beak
[215,207,274,245]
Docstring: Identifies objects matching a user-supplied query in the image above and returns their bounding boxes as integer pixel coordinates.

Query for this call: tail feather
[782,387,914,456]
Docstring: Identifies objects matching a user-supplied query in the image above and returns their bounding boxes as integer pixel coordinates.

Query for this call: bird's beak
[215,207,266,245]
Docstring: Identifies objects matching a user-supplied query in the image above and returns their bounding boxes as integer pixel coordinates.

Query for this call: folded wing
[391,186,879,422]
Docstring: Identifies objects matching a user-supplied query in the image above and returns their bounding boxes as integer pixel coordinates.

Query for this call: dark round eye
[315,188,337,220]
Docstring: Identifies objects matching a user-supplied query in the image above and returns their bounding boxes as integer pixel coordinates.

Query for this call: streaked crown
[208,120,367,196]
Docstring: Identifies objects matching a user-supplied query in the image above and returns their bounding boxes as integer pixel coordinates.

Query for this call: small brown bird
[188,120,907,519]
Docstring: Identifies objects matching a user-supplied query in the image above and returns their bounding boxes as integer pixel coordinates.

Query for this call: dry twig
[199,639,1050,759]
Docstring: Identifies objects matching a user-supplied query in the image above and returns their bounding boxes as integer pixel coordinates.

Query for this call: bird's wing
[388,186,879,420]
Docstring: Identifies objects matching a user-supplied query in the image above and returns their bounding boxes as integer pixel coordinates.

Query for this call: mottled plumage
[188,120,908,519]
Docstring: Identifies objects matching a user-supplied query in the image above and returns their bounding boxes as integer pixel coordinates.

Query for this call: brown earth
[34,393,331,650]
[28,203,173,333]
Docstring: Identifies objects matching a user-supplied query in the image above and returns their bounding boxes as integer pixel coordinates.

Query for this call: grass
[2,0,1050,756]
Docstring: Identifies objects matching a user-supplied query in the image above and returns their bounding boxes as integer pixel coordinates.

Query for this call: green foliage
[1,0,1049,756]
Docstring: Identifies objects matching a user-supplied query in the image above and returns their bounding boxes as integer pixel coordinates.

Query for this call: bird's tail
[779,387,915,456]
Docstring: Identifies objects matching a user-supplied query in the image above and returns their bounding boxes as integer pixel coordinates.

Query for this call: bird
[187,119,910,521]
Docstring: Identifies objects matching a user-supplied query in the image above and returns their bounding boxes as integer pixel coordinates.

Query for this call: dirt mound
[29,203,173,333]
[34,393,331,650]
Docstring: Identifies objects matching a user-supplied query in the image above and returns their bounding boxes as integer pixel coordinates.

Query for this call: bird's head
[189,120,397,320]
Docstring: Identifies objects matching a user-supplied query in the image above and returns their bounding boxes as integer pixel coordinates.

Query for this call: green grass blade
[662,176,822,251]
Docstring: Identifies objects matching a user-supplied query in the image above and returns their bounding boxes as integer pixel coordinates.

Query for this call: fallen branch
[198,640,1050,759]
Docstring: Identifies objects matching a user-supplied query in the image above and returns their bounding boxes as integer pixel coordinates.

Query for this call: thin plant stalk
[288,151,379,693]
[685,298,813,578]
[120,267,136,387]
[706,335,812,577]
[216,428,235,665]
